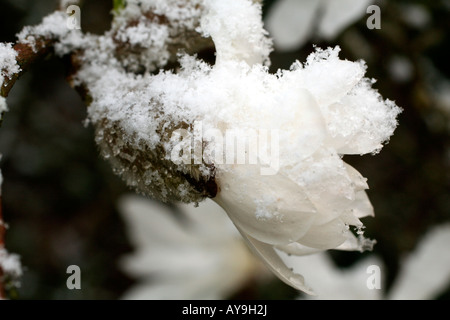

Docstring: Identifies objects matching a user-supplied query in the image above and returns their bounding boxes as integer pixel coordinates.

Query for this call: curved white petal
[351,191,374,219]
[275,223,374,256]
[214,165,317,246]
[297,217,348,250]
[334,82,402,155]
[179,199,239,241]
[345,163,369,191]
[119,195,261,300]
[387,223,450,300]
[285,149,356,226]
[278,88,328,165]
[117,195,194,246]
[237,226,315,295]
[265,0,321,51]
[279,252,383,300]
[317,0,372,40]
[290,47,366,108]
[201,0,272,65]
[334,232,360,251]
[275,242,324,256]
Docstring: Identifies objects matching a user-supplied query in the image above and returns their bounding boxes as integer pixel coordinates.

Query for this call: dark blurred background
[0,0,449,299]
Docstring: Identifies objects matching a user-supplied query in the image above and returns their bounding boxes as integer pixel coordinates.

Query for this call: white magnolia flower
[265,0,372,51]
[118,195,266,300]
[279,223,450,299]
[24,0,399,294]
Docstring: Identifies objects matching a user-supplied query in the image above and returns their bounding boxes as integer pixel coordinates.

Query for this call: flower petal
[265,0,321,51]
[317,0,372,40]
[214,165,317,245]
[352,191,374,219]
[285,149,356,225]
[387,223,450,300]
[345,163,369,191]
[117,195,194,247]
[237,226,315,295]
[297,218,348,250]
[201,0,272,65]
[276,242,324,256]
[278,252,383,300]
[179,199,240,241]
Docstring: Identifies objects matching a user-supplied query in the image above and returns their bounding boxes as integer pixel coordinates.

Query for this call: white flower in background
[286,252,383,299]
[387,223,450,300]
[118,195,267,300]
[278,223,450,299]
[265,0,372,51]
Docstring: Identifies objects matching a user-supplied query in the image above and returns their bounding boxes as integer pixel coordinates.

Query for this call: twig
[1,38,55,98]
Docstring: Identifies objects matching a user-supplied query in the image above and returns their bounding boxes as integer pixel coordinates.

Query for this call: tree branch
[1,38,55,98]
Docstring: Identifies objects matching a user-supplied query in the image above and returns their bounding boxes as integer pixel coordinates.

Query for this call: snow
[16,11,71,51]
[6,0,400,199]
[200,0,272,66]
